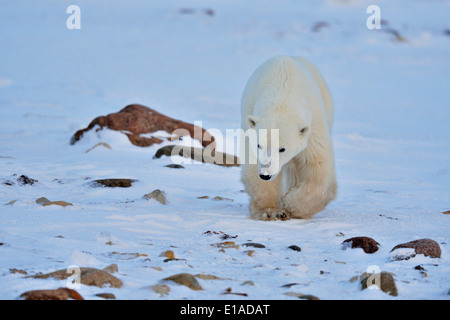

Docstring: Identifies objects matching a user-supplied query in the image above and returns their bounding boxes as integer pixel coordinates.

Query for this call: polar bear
[240,56,337,220]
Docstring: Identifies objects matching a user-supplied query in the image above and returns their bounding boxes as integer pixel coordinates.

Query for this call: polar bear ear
[246,115,259,128]
[299,126,309,136]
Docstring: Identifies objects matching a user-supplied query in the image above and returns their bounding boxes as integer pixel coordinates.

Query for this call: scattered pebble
[85,142,112,153]
[163,273,203,291]
[212,241,239,250]
[284,292,319,300]
[17,175,36,186]
[165,164,184,169]
[4,200,17,206]
[212,196,233,201]
[35,197,73,207]
[222,287,248,297]
[288,245,301,252]
[194,274,229,280]
[143,189,167,205]
[149,284,170,297]
[95,293,116,299]
[242,242,265,248]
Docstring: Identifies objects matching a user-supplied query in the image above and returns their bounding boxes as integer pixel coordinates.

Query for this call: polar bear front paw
[251,208,291,221]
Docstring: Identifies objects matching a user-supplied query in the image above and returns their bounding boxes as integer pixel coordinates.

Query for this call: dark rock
[391,238,441,259]
[242,242,265,248]
[342,236,380,254]
[70,104,215,148]
[17,175,36,185]
[284,292,320,300]
[20,288,84,300]
[165,164,185,169]
[95,293,116,299]
[153,144,240,167]
[91,178,137,188]
[222,287,248,297]
[288,245,302,252]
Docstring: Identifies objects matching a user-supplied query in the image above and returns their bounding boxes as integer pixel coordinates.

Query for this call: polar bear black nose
[259,174,272,181]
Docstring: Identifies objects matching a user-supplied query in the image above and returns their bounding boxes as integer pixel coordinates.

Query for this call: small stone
[194,274,229,280]
[342,236,380,254]
[163,273,203,291]
[197,195,209,199]
[288,245,301,252]
[35,197,73,207]
[153,144,240,167]
[42,200,73,207]
[391,239,441,259]
[164,164,184,169]
[10,268,27,275]
[149,284,170,297]
[151,267,163,271]
[242,242,265,248]
[17,175,36,186]
[213,196,233,201]
[442,210,450,215]
[91,178,137,188]
[20,288,84,300]
[222,287,248,297]
[103,264,118,274]
[244,250,255,257]
[143,189,167,205]
[360,271,398,296]
[95,293,116,299]
[212,241,239,249]
[284,292,320,300]
[159,250,175,260]
[36,197,51,205]
[85,142,112,153]
[110,251,148,260]
[4,200,17,206]
[241,281,254,286]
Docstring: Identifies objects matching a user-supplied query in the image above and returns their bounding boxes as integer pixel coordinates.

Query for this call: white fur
[240,55,337,220]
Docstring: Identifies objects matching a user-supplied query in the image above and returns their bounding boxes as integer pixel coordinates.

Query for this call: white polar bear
[240,55,337,220]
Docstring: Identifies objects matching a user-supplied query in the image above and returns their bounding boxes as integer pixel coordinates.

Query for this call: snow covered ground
[0,0,449,300]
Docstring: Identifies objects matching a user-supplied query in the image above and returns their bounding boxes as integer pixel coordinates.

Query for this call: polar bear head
[246,112,311,181]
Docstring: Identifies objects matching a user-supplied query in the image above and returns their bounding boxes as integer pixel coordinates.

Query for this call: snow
[0,0,449,300]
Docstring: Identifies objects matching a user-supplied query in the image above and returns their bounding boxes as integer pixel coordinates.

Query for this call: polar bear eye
[300,127,308,135]
[257,144,262,149]
[279,147,286,153]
